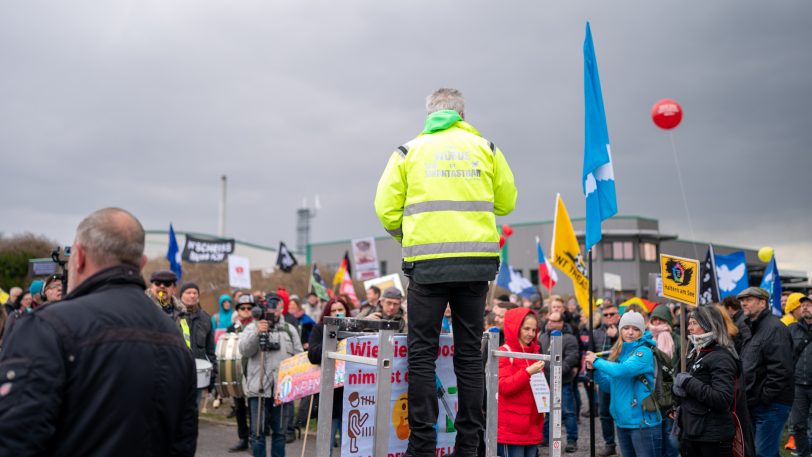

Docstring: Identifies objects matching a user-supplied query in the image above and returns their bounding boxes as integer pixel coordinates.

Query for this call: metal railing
[315,319,564,457]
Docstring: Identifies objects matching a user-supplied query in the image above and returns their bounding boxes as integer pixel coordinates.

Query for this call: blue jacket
[593,335,661,429]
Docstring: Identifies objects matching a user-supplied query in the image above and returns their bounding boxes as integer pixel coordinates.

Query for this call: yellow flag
[551,194,592,315]
[0,288,8,305]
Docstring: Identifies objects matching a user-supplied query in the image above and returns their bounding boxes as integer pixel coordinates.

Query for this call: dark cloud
[2,1,810,274]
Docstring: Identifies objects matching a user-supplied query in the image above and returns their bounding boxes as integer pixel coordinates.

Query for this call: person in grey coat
[240,294,303,457]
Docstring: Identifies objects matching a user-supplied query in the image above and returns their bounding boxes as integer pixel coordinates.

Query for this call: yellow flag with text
[551,194,592,315]
[0,288,8,305]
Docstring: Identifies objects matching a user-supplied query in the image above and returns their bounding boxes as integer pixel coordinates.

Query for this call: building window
[380,261,387,276]
[603,241,634,260]
[640,242,657,262]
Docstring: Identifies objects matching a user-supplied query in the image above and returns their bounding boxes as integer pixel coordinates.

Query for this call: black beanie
[179,282,199,295]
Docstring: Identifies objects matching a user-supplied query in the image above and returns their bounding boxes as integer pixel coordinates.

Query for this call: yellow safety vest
[375,118,517,262]
[179,318,191,349]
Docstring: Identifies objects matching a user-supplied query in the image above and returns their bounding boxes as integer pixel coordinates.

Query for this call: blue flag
[496,262,537,298]
[713,251,748,299]
[760,255,782,316]
[167,224,182,281]
[583,22,618,253]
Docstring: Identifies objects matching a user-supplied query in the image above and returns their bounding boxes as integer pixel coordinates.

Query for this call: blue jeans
[248,397,285,457]
[329,418,341,457]
[750,403,791,457]
[661,417,679,457]
[497,443,538,457]
[615,426,662,457]
[543,382,578,442]
[599,389,615,446]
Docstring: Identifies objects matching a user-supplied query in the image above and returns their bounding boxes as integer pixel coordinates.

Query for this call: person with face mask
[585,311,662,457]
[672,305,742,457]
[497,308,544,457]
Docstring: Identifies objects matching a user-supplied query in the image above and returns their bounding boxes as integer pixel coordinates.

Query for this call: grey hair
[75,207,145,267]
[693,305,737,357]
[426,88,465,115]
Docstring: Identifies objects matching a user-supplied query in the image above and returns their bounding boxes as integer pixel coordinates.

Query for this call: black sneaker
[565,442,577,453]
[597,445,617,457]
[228,439,248,452]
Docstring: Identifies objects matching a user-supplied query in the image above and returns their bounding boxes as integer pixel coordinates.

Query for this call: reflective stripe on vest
[179,318,191,349]
[403,200,494,217]
[386,227,403,237]
[402,241,500,258]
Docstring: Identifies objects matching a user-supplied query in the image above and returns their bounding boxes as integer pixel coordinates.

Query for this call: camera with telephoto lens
[251,292,283,351]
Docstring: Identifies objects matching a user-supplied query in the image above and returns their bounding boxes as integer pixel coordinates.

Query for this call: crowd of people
[7,260,812,457]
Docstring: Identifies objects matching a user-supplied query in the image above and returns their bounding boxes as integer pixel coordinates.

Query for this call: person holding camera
[240,291,303,457]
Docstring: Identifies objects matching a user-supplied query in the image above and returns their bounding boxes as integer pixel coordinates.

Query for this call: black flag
[698,245,720,305]
[275,242,298,273]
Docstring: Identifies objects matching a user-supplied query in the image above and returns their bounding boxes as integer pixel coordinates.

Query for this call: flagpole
[588,248,596,457]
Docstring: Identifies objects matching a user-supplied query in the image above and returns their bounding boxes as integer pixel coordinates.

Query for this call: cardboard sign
[228,255,251,289]
[530,372,551,413]
[659,254,699,305]
[276,340,347,403]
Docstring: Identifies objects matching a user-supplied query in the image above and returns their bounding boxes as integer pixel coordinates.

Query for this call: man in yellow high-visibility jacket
[375,88,517,457]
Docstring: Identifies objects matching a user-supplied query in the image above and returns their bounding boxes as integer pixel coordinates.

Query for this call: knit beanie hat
[619,310,646,333]
[649,305,673,327]
[179,282,199,295]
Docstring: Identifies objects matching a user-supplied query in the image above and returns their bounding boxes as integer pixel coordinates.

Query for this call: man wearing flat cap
[789,294,812,457]
[146,269,186,320]
[738,286,794,457]
[357,286,407,333]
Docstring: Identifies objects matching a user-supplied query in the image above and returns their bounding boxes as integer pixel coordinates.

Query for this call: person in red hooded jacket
[498,307,545,457]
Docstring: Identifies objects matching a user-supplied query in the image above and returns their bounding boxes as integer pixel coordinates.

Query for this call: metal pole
[316,322,339,457]
[588,249,596,457]
[680,302,687,372]
[218,175,227,237]
[484,330,500,456]
[550,331,563,457]
[372,329,395,456]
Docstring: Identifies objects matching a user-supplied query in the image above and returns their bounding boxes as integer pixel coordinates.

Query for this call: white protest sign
[341,334,457,456]
[351,237,380,280]
[228,255,251,289]
[530,372,551,413]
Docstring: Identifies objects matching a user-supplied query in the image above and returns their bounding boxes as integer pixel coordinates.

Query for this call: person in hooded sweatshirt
[585,311,662,457]
[497,308,545,457]
[212,294,235,336]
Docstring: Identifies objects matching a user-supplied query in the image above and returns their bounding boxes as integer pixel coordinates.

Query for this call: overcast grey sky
[2,1,810,275]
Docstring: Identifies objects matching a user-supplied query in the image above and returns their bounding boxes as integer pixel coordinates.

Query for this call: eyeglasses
[237,306,252,311]
[602,312,618,317]
[548,319,563,323]
[152,280,175,287]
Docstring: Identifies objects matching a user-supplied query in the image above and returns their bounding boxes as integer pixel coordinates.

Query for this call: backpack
[637,342,675,415]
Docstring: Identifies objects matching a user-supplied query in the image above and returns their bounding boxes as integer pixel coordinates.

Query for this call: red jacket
[497,308,544,445]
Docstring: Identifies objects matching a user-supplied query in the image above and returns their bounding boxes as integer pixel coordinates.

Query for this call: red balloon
[499,235,506,248]
[651,99,683,130]
[501,224,514,238]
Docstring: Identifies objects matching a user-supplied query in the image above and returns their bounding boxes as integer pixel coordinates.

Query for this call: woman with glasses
[308,298,351,456]
[585,311,662,457]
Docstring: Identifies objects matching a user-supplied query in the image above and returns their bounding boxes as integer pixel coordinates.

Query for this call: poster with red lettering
[342,334,458,456]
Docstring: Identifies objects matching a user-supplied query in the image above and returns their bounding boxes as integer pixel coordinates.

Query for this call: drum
[215,332,245,398]
[195,359,212,389]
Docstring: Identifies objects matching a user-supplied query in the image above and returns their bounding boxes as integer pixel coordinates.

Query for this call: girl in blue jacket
[585,311,662,457]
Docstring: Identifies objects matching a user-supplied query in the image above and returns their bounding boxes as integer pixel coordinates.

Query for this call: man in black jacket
[789,294,812,457]
[540,312,581,452]
[739,286,794,457]
[0,207,197,456]
[179,281,217,406]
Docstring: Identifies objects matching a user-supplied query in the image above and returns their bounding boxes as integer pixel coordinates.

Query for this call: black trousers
[235,396,249,440]
[406,281,488,457]
[791,385,812,457]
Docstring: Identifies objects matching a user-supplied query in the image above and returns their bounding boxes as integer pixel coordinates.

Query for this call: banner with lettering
[276,340,347,403]
[182,235,235,263]
[341,334,457,457]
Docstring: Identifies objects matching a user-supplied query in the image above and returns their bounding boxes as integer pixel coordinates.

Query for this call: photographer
[239,292,303,457]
